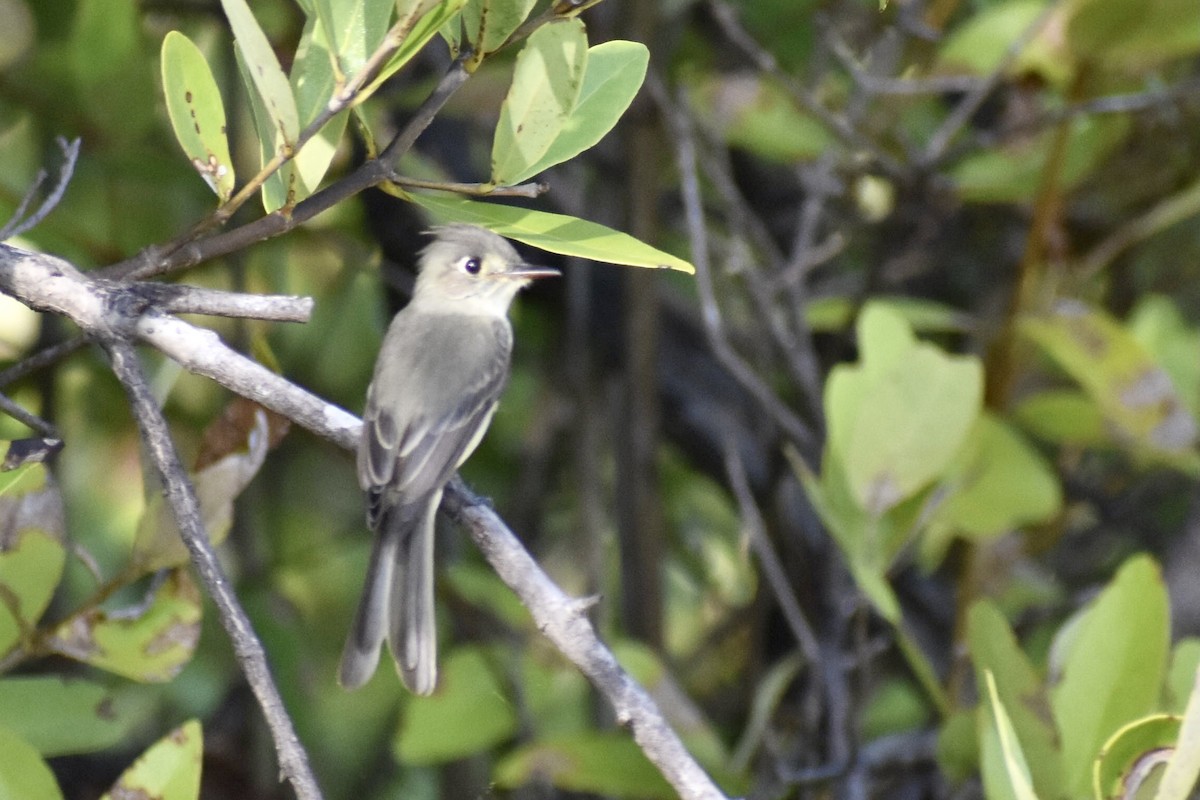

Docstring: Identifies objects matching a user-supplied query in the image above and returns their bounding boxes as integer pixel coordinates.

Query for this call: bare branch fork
[0,243,731,800]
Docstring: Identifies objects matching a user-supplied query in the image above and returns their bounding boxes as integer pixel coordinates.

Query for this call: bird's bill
[494,264,561,280]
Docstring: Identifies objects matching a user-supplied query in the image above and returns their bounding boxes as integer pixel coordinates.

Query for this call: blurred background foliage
[1,0,1200,797]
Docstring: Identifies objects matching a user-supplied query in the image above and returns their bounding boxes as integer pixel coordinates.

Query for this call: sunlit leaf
[364,0,466,98]
[223,0,300,209]
[920,413,1062,566]
[1094,715,1178,800]
[0,726,63,800]
[411,193,695,272]
[1021,300,1200,469]
[1051,555,1169,797]
[491,18,587,186]
[1130,295,1200,417]
[826,303,983,514]
[463,0,537,67]
[968,601,1063,798]
[48,570,203,683]
[395,645,517,764]
[161,31,235,202]
[290,15,350,194]
[936,0,1070,87]
[100,719,202,800]
[981,670,1042,800]
[1157,641,1200,800]
[0,676,138,756]
[234,48,301,211]
[512,40,649,183]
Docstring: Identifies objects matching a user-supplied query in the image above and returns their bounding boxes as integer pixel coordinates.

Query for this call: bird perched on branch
[339,224,559,694]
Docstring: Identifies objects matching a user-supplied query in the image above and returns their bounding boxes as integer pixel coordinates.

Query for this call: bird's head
[413,224,559,312]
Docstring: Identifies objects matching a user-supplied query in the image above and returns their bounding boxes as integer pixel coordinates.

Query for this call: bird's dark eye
[462,257,482,275]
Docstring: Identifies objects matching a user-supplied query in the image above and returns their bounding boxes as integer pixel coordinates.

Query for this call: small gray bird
[339,224,558,694]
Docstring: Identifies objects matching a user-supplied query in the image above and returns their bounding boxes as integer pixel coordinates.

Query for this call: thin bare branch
[104,339,323,800]
[129,283,314,322]
[0,393,58,438]
[391,176,549,198]
[0,137,81,241]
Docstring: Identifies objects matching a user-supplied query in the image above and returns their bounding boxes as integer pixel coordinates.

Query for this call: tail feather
[389,492,440,695]
[338,521,399,689]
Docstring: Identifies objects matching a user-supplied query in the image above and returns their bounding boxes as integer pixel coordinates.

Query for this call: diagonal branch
[103,339,323,800]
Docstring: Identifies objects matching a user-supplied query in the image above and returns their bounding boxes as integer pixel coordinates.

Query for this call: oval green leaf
[411,193,695,272]
[0,726,63,800]
[48,569,202,683]
[161,31,235,202]
[0,464,67,659]
[0,676,138,756]
[491,18,587,186]
[495,731,674,799]
[981,670,1041,800]
[395,646,517,764]
[463,0,537,66]
[1051,555,1170,797]
[220,0,298,145]
[826,303,983,514]
[1094,715,1178,800]
[513,40,649,183]
[100,720,202,800]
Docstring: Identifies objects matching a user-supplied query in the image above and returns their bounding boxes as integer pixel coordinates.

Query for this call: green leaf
[511,40,649,183]
[220,0,299,145]
[1157,642,1200,800]
[100,720,202,800]
[826,303,984,514]
[311,0,393,78]
[364,0,466,99]
[684,72,833,164]
[410,193,695,272]
[495,731,675,799]
[1165,639,1200,714]
[235,48,301,212]
[491,18,588,186]
[160,32,235,202]
[968,601,1063,798]
[1094,715,1178,800]
[952,116,1130,203]
[223,0,300,209]
[920,414,1062,566]
[0,726,63,800]
[1021,301,1200,467]
[463,0,537,66]
[1013,389,1109,447]
[1130,295,1200,418]
[1051,555,1170,797]
[805,295,971,334]
[0,464,67,659]
[290,15,350,194]
[0,676,137,756]
[936,0,1070,87]
[48,569,203,683]
[981,670,1042,800]
[1066,0,1200,68]
[395,645,518,764]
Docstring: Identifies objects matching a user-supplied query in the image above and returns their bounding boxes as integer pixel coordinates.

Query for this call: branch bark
[0,242,730,800]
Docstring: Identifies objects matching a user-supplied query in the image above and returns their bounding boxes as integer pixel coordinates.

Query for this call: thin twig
[0,392,58,437]
[390,176,549,198]
[723,441,821,664]
[0,336,88,390]
[1076,175,1200,281]
[0,137,82,241]
[655,81,817,452]
[920,1,1060,167]
[103,53,474,283]
[104,340,323,800]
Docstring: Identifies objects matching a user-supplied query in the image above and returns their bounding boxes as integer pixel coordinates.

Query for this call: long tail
[337,495,439,694]
[388,490,440,695]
